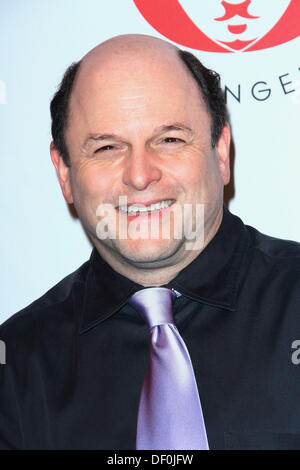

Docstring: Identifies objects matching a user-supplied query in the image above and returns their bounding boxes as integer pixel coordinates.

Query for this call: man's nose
[122,149,162,190]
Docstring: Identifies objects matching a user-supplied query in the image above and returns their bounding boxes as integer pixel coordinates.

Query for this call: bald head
[68,35,203,146]
[81,34,179,67]
[50,34,228,166]
[71,34,188,118]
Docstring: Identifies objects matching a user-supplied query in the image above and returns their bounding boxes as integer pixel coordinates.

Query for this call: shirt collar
[79,206,250,333]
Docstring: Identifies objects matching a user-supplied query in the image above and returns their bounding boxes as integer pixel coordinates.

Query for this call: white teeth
[119,199,173,214]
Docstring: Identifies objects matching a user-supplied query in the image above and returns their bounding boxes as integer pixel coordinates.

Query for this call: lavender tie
[129,287,209,450]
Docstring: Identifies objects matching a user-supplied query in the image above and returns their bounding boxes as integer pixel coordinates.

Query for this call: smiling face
[50,35,230,284]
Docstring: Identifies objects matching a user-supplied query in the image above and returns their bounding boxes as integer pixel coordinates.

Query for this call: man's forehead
[72,34,189,96]
[66,34,209,139]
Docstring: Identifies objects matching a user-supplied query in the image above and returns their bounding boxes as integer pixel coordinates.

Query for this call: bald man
[1,34,300,450]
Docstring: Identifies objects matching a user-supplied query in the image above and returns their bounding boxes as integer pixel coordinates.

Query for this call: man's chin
[111,237,186,266]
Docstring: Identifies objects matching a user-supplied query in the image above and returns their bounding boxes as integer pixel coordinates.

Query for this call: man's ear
[215,124,231,185]
[50,142,73,204]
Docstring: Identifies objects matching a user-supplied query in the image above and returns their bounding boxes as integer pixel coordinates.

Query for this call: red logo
[133,0,300,52]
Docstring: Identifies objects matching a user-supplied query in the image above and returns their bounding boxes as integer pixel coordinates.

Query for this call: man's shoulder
[243,222,300,292]
[0,258,91,337]
[247,224,300,261]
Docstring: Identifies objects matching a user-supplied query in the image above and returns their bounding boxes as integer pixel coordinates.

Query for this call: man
[0,34,300,450]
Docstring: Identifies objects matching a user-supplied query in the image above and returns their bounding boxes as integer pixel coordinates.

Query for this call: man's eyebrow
[152,123,193,135]
[81,124,193,150]
[82,133,121,150]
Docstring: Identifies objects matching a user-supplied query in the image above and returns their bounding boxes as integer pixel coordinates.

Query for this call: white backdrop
[1,0,299,323]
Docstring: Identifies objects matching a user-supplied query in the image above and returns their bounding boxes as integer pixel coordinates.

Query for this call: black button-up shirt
[1,207,300,450]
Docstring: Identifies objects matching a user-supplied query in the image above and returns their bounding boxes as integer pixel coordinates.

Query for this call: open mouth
[117,199,176,218]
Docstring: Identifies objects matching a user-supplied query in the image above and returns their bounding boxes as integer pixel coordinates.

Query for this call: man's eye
[162,137,184,143]
[95,145,115,153]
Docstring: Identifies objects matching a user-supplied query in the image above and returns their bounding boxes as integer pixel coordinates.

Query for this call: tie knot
[129,287,175,328]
